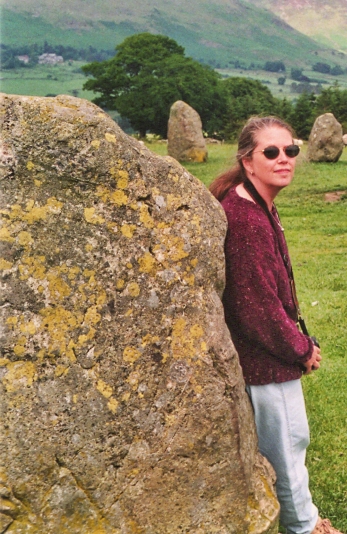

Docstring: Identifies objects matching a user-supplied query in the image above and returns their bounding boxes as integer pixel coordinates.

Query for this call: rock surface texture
[0,93,279,534]
[307,113,344,162]
[167,100,208,163]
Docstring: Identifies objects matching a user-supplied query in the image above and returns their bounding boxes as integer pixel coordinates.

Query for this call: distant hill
[1,0,346,70]
[250,0,347,54]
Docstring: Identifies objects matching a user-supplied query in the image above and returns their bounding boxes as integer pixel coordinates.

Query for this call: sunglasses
[254,144,300,160]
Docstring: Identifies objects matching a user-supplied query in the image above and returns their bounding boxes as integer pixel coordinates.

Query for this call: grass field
[2,61,347,110]
[217,68,347,101]
[146,140,347,531]
[0,62,96,100]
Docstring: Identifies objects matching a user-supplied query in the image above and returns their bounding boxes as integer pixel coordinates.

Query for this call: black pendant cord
[243,179,311,338]
[243,179,290,271]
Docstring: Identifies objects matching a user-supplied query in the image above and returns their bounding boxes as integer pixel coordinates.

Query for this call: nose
[278,148,289,161]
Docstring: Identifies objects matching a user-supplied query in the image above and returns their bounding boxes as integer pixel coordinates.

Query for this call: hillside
[1,0,346,69]
[251,0,347,54]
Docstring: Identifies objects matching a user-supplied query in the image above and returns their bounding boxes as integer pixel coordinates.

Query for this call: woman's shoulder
[221,187,275,246]
[221,187,266,223]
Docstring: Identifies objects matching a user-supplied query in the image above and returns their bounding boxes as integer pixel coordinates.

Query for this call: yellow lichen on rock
[27,198,63,224]
[105,133,117,143]
[183,273,195,286]
[6,316,18,327]
[47,271,72,300]
[139,204,155,229]
[155,234,189,263]
[0,226,15,242]
[123,346,142,364]
[141,334,160,347]
[121,224,136,238]
[55,365,69,377]
[109,190,128,206]
[19,255,46,281]
[2,361,37,393]
[84,305,102,326]
[190,324,204,339]
[138,252,156,274]
[68,266,81,280]
[39,306,81,355]
[166,194,183,211]
[26,161,35,171]
[110,167,129,190]
[19,321,37,335]
[116,279,125,290]
[84,207,105,225]
[170,317,205,361]
[97,379,113,399]
[107,397,119,413]
[0,258,13,270]
[17,231,34,247]
[127,282,140,297]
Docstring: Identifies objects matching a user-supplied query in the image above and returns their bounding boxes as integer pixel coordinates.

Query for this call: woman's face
[242,126,297,198]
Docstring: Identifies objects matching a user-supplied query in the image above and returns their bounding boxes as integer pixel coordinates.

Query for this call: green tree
[264,61,286,73]
[312,62,331,74]
[290,92,316,139]
[220,77,281,140]
[290,68,310,82]
[315,84,347,131]
[274,97,294,125]
[331,65,344,76]
[82,33,225,137]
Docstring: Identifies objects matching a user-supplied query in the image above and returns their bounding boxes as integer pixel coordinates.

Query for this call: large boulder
[0,93,279,534]
[307,113,343,162]
[167,100,208,163]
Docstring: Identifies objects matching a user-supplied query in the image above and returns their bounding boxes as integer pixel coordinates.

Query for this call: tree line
[265,61,346,77]
[0,43,115,69]
[82,34,347,140]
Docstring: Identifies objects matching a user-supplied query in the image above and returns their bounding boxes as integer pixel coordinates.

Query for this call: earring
[250,171,254,175]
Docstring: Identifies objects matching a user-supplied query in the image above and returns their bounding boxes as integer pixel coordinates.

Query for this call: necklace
[272,208,284,231]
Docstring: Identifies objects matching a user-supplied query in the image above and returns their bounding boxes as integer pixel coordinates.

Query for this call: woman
[209,116,342,534]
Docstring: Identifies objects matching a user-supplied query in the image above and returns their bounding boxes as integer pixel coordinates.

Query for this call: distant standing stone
[307,113,343,162]
[342,133,347,146]
[168,100,208,162]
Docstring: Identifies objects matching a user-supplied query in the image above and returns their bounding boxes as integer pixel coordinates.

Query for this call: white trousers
[246,380,318,534]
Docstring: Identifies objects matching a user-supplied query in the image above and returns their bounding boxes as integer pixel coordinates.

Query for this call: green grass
[0,8,135,50]
[146,140,347,531]
[0,62,96,99]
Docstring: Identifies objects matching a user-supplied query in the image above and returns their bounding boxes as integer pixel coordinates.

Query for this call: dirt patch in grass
[324,191,347,202]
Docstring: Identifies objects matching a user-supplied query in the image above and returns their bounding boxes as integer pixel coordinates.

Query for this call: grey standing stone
[167,100,208,163]
[307,113,343,162]
[0,93,279,534]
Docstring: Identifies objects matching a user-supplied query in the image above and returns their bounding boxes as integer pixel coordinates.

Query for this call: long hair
[209,116,295,202]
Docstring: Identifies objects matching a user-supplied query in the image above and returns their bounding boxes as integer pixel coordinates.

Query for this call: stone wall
[0,94,279,534]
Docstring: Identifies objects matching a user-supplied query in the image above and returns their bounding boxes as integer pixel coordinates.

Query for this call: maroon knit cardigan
[221,187,313,385]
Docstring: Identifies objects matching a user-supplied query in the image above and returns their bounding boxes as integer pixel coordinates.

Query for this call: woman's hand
[303,345,322,375]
